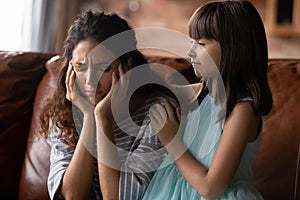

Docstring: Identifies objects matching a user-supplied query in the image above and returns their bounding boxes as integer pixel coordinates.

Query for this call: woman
[39,10,177,200]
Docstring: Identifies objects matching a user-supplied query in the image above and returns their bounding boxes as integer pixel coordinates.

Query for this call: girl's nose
[187,42,196,58]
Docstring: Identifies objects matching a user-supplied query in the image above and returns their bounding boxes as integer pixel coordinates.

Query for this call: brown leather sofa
[0,51,299,200]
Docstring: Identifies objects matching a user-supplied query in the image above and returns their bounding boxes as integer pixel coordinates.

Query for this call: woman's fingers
[65,63,71,86]
[69,67,75,91]
[65,62,78,102]
[111,71,118,91]
[116,64,130,100]
[65,63,73,100]
[176,107,181,121]
[118,64,125,77]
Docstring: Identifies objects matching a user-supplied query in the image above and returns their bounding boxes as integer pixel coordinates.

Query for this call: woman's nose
[86,67,99,86]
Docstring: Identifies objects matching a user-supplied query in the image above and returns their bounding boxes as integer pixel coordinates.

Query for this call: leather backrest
[0,51,52,199]
[18,56,66,200]
[254,59,300,199]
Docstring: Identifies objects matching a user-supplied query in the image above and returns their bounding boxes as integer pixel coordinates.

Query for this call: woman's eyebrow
[93,61,112,66]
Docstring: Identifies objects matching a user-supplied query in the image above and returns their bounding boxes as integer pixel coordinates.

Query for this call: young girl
[142,1,272,199]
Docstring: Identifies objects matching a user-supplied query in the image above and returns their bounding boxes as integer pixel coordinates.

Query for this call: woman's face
[187,38,221,78]
[71,38,120,104]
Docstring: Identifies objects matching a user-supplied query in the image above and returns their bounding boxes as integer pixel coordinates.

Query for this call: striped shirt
[47,95,174,200]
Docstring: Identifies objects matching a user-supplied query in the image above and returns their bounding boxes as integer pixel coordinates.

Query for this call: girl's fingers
[149,104,167,132]
[149,112,159,129]
[155,104,168,123]
[162,99,175,119]
[150,104,164,122]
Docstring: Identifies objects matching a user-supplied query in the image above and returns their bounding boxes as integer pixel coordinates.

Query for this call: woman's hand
[65,62,94,115]
[94,64,131,125]
[150,98,181,146]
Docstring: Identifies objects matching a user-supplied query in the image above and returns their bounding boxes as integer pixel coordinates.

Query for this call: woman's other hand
[65,62,94,115]
[94,63,131,124]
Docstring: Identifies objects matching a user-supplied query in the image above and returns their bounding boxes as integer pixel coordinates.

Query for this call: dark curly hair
[39,10,148,146]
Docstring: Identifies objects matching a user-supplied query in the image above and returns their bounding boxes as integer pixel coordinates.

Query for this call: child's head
[189,0,272,117]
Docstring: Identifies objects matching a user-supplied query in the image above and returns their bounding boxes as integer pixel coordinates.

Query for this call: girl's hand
[150,98,181,146]
[65,62,94,115]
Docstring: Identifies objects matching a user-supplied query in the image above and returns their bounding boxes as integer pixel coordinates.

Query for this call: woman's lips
[85,90,102,96]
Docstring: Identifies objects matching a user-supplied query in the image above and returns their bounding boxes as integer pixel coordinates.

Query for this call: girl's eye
[198,41,205,46]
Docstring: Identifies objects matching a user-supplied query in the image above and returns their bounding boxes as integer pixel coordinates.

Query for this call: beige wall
[79,0,300,58]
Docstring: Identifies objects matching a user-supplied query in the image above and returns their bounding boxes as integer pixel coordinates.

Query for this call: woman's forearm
[60,113,96,199]
[96,118,120,200]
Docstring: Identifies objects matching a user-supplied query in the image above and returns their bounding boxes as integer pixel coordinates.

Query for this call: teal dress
[142,94,263,200]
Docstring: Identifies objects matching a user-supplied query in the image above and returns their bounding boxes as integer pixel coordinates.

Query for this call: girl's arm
[151,99,259,200]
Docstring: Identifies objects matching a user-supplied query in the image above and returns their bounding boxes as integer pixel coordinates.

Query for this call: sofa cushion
[17,55,196,199]
[18,55,65,200]
[146,56,199,84]
[0,51,53,199]
[254,59,300,199]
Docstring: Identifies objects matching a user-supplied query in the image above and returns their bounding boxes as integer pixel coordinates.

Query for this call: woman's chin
[85,93,105,105]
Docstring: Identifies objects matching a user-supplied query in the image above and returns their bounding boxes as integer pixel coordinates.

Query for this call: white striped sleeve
[119,118,167,200]
[47,126,75,200]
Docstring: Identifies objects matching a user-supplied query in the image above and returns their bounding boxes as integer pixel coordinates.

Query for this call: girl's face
[187,39,221,78]
[71,38,120,104]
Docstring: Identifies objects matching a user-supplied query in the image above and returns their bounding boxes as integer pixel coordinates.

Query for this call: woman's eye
[94,64,112,72]
[104,66,112,72]
[75,64,87,71]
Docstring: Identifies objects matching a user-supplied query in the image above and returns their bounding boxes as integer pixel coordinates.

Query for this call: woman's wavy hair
[39,10,147,146]
[189,0,272,118]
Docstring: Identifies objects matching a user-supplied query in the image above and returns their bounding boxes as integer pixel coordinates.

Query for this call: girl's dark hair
[189,0,272,117]
[39,10,148,145]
